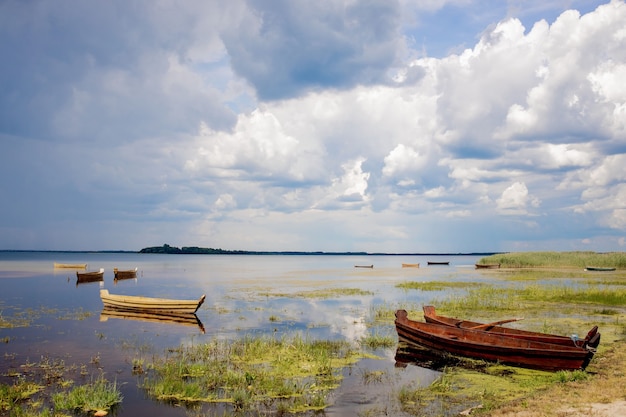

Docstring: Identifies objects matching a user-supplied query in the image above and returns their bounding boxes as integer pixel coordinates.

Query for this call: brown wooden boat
[422,306,600,348]
[76,268,104,283]
[401,263,420,268]
[394,309,596,371]
[100,307,205,333]
[113,267,137,280]
[475,263,500,269]
[100,289,205,314]
[55,262,87,269]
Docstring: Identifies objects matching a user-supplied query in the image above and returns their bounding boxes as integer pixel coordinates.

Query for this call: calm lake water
[0,251,487,416]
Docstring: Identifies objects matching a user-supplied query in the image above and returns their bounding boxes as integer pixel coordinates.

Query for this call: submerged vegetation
[259,287,374,299]
[0,360,121,417]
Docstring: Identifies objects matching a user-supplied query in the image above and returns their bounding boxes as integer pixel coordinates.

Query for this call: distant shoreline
[0,248,501,256]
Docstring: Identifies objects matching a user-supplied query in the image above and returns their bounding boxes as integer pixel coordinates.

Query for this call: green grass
[478,251,626,268]
[518,284,626,305]
[139,334,370,413]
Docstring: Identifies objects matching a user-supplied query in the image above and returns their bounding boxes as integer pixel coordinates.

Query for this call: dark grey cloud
[0,0,237,143]
[222,0,404,100]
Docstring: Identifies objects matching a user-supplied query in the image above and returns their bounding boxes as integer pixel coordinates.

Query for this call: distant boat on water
[475,263,500,269]
[54,262,87,269]
[401,263,420,268]
[114,267,138,280]
[354,265,373,268]
[76,268,104,283]
[427,261,449,265]
[585,266,616,271]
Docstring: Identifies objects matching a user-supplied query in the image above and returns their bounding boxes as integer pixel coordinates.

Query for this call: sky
[1,0,625,253]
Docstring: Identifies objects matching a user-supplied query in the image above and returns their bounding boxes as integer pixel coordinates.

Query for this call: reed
[478,251,626,268]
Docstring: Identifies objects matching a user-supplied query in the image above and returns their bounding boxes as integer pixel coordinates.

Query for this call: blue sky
[1,0,625,253]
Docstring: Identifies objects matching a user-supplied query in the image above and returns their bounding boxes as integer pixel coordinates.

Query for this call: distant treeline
[138,244,367,255]
[138,244,498,256]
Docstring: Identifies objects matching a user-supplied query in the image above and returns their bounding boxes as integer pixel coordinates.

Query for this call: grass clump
[139,334,367,413]
[52,374,122,414]
[360,331,396,349]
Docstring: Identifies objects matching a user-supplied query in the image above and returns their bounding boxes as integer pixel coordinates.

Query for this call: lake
[0,251,487,416]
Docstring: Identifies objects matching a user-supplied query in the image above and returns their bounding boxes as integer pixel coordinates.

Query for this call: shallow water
[0,252,486,416]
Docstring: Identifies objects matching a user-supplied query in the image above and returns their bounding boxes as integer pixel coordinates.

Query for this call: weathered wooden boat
[475,263,500,269]
[76,268,104,282]
[54,262,87,269]
[100,307,205,333]
[113,267,138,280]
[422,306,600,348]
[402,263,420,268]
[100,289,206,314]
[354,265,374,268]
[394,309,596,371]
[585,266,616,271]
[427,261,449,265]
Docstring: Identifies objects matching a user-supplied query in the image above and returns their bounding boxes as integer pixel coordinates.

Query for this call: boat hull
[475,263,500,269]
[402,263,420,268]
[100,289,205,314]
[395,310,594,371]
